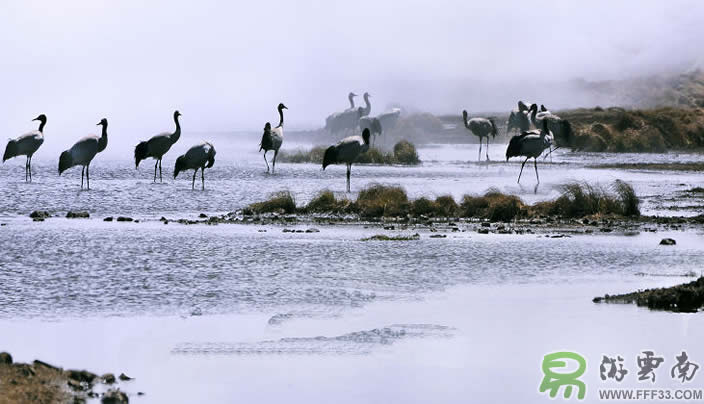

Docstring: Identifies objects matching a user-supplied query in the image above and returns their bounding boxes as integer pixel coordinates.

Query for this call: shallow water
[1,134,703,403]
[1,133,703,218]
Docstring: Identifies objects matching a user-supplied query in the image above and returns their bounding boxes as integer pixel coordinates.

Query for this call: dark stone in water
[116,217,133,222]
[477,228,489,234]
[481,222,491,227]
[199,213,208,218]
[66,211,89,219]
[104,217,114,222]
[0,351,12,364]
[102,388,129,404]
[660,238,676,245]
[118,373,133,381]
[29,210,50,220]
[66,369,97,384]
[305,228,320,233]
[429,234,447,238]
[102,373,116,384]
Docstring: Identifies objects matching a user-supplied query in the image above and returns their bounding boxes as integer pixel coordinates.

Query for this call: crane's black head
[462,110,468,122]
[529,103,538,113]
[540,104,548,112]
[32,114,47,123]
[174,110,182,118]
[278,103,288,111]
[363,92,371,99]
[96,118,108,126]
[362,128,371,145]
[264,122,271,131]
[349,92,357,98]
[174,155,186,179]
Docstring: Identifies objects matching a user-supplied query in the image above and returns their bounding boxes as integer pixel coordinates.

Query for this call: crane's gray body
[462,111,497,161]
[58,119,108,189]
[174,142,216,190]
[3,115,47,182]
[322,129,371,192]
[260,103,287,173]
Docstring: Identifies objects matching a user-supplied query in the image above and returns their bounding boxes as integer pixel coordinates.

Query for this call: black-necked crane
[462,110,497,161]
[3,114,47,182]
[259,103,287,173]
[58,118,109,190]
[134,110,182,182]
[358,92,372,118]
[322,128,370,192]
[174,142,216,190]
[506,119,552,184]
[528,103,573,148]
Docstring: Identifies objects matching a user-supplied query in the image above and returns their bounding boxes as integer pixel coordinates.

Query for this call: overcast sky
[1,0,702,141]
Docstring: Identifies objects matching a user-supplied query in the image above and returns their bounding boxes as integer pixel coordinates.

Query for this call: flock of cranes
[2,96,570,192]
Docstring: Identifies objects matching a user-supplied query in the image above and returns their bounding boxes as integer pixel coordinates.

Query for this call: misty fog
[1,0,702,151]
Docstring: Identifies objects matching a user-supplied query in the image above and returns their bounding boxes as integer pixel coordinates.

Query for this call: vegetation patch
[362,233,420,241]
[588,162,704,172]
[561,106,704,153]
[532,181,640,218]
[243,181,640,221]
[593,277,704,313]
[278,140,421,165]
[246,191,296,214]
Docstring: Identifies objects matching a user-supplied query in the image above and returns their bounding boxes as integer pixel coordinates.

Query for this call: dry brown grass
[0,362,70,404]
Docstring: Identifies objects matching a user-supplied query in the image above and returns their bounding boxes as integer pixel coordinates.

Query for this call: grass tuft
[354,184,409,217]
[247,191,296,214]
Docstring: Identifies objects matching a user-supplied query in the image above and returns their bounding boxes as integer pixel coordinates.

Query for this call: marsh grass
[245,181,640,220]
[361,233,420,241]
[246,191,296,214]
[594,276,704,313]
[278,140,421,165]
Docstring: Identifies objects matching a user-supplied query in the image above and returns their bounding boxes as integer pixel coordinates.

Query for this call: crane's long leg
[272,150,279,174]
[201,166,205,190]
[486,138,490,161]
[191,169,197,190]
[154,160,158,182]
[25,156,29,182]
[478,140,482,162]
[28,156,32,182]
[159,159,163,183]
[86,164,90,190]
[81,166,85,189]
[346,163,351,193]
[517,157,529,183]
[263,151,270,173]
[534,157,540,184]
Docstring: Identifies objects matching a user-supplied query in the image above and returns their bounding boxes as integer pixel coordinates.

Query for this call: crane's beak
[96,122,101,126]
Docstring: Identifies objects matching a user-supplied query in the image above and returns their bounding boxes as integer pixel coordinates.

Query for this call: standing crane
[462,110,497,161]
[174,142,216,190]
[3,114,47,182]
[506,119,552,184]
[259,103,287,173]
[322,128,371,192]
[58,118,109,190]
[134,110,182,182]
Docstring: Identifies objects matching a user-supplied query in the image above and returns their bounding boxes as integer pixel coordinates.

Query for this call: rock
[477,228,489,234]
[66,211,90,219]
[599,227,613,233]
[116,216,133,222]
[66,369,98,384]
[159,217,167,222]
[481,222,491,227]
[103,217,114,222]
[429,234,447,238]
[33,359,60,371]
[102,388,129,404]
[660,238,676,245]
[29,210,50,220]
[102,373,116,384]
[257,229,266,232]
[0,351,12,364]
[198,213,208,218]
[282,228,294,233]
[118,373,133,381]
[383,225,395,230]
[305,228,320,233]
